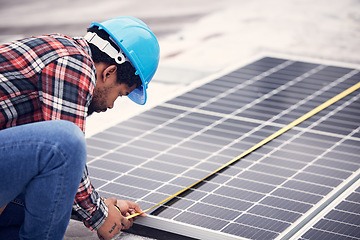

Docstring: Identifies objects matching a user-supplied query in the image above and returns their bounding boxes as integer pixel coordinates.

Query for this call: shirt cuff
[83,197,108,231]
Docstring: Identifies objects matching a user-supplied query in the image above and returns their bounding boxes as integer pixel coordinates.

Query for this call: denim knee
[46,120,87,170]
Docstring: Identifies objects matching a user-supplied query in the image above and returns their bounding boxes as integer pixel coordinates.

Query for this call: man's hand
[116,200,146,227]
[96,198,146,240]
[96,198,129,240]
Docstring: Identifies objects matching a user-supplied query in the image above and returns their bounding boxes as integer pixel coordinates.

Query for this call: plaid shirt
[0,34,107,231]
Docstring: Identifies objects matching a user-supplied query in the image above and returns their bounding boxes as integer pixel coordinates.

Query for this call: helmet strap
[84,32,128,65]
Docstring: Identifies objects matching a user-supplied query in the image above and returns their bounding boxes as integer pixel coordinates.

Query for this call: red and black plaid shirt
[0,34,107,231]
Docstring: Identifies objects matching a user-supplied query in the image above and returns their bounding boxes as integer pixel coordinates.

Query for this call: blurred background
[1,0,359,71]
[1,0,359,239]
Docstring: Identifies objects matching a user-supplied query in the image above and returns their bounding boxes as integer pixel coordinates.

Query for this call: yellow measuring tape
[126,80,360,219]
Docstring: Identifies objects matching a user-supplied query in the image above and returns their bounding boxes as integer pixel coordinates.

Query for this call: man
[0,16,160,240]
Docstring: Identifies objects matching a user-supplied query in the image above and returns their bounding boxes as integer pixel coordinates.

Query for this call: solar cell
[86,57,360,239]
[297,180,360,240]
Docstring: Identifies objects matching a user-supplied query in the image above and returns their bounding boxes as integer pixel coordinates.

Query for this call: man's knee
[24,120,87,177]
[46,120,87,169]
[50,120,85,147]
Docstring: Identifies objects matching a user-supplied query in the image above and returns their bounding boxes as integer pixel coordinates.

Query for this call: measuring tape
[125,80,360,219]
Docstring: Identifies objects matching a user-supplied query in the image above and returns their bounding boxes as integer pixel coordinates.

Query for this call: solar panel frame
[85,55,360,240]
[288,173,360,240]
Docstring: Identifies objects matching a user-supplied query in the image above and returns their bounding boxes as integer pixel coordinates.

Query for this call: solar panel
[297,179,360,240]
[86,57,360,240]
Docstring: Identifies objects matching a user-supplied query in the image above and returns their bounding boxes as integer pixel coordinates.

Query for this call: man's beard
[87,103,96,116]
[87,87,108,116]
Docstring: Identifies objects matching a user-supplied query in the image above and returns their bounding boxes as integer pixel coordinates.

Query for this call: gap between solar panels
[126,80,360,220]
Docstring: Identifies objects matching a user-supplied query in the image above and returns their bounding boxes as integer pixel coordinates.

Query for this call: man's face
[87,80,137,116]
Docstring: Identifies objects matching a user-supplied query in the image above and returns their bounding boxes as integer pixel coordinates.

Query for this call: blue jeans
[0,120,87,240]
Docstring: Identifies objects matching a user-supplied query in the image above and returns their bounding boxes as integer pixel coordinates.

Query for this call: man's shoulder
[1,34,91,61]
[36,34,91,59]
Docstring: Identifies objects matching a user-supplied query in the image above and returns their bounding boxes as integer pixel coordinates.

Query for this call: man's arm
[39,54,108,230]
[39,54,146,235]
[72,167,108,231]
[72,168,146,237]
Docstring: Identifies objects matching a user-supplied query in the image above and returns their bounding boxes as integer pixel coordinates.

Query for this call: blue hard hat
[90,16,160,105]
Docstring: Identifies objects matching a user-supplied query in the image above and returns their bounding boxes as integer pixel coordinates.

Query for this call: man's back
[0,34,96,131]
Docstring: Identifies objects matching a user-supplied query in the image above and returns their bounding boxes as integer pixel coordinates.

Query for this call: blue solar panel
[299,183,360,240]
[86,57,360,239]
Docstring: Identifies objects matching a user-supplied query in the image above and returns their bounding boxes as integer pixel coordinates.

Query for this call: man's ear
[102,65,117,81]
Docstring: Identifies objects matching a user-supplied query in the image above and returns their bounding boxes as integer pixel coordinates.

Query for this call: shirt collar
[73,36,92,58]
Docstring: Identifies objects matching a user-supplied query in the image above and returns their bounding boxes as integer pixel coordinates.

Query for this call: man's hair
[87,26,142,88]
